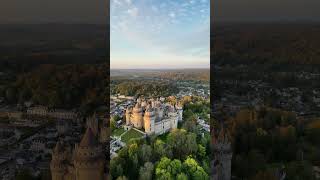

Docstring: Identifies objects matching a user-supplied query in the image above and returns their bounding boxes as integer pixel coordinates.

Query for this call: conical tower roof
[79,128,98,147]
[53,140,64,153]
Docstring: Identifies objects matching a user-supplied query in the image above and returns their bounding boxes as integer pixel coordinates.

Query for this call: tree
[5,87,17,103]
[286,161,315,180]
[153,139,168,159]
[116,176,128,180]
[110,117,117,131]
[139,144,152,163]
[110,157,125,178]
[139,162,154,180]
[176,173,188,180]
[155,157,182,179]
[167,129,198,159]
[182,120,198,134]
[182,157,209,180]
[197,144,206,160]
[251,170,277,180]
[16,169,36,180]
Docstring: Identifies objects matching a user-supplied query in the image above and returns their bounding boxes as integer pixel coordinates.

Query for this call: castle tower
[212,127,232,180]
[74,128,105,180]
[144,105,155,135]
[176,103,183,122]
[50,141,69,180]
[132,103,143,128]
[86,114,99,136]
[125,107,132,125]
[141,100,147,108]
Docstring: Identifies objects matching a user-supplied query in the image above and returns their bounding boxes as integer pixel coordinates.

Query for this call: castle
[125,98,183,135]
[211,127,233,180]
[50,127,107,180]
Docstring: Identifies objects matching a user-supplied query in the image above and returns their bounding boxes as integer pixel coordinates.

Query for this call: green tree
[176,173,188,180]
[139,144,152,163]
[139,162,154,180]
[167,129,198,159]
[183,157,209,180]
[197,144,206,160]
[153,139,168,159]
[155,157,183,179]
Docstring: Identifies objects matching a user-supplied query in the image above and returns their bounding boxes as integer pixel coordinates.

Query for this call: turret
[132,103,143,128]
[50,141,69,180]
[86,114,99,136]
[125,107,132,125]
[144,105,155,134]
[74,128,105,180]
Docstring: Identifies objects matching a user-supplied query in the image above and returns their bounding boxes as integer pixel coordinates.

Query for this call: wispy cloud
[111,0,210,69]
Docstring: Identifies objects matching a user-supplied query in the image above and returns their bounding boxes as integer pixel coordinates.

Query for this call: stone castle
[212,127,233,180]
[125,98,183,135]
[50,125,108,180]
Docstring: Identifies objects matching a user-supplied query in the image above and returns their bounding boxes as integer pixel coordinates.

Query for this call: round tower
[125,107,132,125]
[50,141,68,180]
[144,105,155,135]
[74,128,105,180]
[132,103,143,128]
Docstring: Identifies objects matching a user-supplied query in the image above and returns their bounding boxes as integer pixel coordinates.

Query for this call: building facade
[50,128,107,180]
[125,98,183,135]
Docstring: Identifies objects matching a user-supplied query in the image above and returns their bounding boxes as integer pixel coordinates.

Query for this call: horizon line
[111,68,210,70]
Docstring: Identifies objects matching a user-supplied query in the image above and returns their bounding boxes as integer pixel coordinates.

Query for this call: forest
[1,63,109,115]
[214,107,320,179]
[110,96,211,180]
[213,23,320,70]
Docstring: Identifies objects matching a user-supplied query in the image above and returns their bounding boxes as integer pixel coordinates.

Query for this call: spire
[79,128,98,147]
[53,140,64,153]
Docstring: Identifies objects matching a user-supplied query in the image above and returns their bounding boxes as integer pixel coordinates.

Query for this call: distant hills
[213,23,320,66]
[0,24,108,66]
[111,69,210,82]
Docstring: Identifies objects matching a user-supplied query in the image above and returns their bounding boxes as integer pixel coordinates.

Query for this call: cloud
[169,12,176,18]
[125,0,132,5]
[151,6,159,12]
[111,0,210,68]
[127,7,139,17]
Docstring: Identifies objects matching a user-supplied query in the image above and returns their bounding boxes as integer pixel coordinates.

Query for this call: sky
[110,0,210,69]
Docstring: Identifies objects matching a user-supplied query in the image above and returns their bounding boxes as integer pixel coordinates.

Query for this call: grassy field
[112,128,126,137]
[121,129,145,144]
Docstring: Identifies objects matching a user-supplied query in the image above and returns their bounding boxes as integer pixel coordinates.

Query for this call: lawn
[112,128,126,137]
[121,129,145,144]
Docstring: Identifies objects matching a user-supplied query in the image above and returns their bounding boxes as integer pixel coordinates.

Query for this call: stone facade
[50,128,107,180]
[125,98,183,135]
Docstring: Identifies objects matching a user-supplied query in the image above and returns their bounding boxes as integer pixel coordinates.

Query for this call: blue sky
[110,0,210,69]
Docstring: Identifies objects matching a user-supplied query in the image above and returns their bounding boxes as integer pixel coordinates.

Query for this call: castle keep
[125,98,183,135]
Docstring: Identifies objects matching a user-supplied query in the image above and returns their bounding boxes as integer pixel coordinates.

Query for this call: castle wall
[154,118,173,135]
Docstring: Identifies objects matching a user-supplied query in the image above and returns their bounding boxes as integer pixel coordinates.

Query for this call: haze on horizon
[110,0,210,69]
